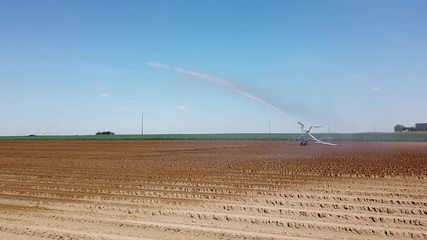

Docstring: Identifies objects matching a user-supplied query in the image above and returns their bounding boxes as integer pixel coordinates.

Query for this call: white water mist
[147,62,295,119]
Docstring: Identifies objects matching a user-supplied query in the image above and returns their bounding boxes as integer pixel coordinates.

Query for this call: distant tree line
[394,124,417,132]
[95,131,115,135]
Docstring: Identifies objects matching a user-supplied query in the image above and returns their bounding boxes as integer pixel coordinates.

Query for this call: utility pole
[141,113,145,135]
[269,120,271,134]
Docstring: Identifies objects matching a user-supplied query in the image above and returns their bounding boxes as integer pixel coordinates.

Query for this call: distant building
[415,123,427,131]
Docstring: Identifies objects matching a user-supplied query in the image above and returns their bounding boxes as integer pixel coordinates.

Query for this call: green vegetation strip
[1,132,427,142]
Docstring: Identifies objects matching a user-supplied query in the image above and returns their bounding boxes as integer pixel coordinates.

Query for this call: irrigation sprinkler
[298,122,337,146]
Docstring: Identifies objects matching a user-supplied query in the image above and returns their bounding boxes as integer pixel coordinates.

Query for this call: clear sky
[1,0,426,135]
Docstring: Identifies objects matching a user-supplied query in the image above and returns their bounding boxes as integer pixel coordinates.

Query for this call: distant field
[1,132,427,141]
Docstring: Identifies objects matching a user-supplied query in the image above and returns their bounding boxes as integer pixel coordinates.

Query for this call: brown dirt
[0,140,426,239]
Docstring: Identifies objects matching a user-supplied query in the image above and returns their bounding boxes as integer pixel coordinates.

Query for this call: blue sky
[1,0,426,135]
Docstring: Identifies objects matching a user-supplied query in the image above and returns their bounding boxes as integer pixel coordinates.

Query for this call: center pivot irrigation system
[298,122,337,146]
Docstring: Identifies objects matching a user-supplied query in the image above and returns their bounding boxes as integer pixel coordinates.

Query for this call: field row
[0,140,426,239]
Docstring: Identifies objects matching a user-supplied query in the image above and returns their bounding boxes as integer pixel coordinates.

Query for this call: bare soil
[0,140,426,239]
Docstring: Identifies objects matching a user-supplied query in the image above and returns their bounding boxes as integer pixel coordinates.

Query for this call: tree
[407,127,417,132]
[394,124,406,132]
[96,131,115,135]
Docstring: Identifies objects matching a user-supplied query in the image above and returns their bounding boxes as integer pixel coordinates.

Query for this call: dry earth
[0,140,426,240]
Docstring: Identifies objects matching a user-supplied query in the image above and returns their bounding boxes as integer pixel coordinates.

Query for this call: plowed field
[0,140,426,240]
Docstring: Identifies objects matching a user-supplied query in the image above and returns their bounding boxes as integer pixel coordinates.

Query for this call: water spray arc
[147,62,294,119]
